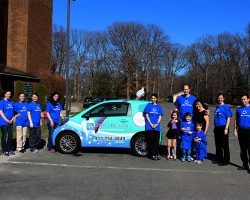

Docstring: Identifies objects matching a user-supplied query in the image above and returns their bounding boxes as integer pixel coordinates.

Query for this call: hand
[188,131,192,135]
[224,129,228,135]
[182,128,186,131]
[30,123,34,128]
[234,130,238,138]
[50,121,54,127]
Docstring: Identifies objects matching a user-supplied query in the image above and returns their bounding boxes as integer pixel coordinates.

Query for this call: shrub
[34,84,47,111]
[13,81,24,101]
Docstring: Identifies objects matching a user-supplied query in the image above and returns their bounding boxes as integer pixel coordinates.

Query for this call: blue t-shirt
[14,101,29,127]
[46,101,62,124]
[0,99,14,126]
[27,101,42,128]
[236,106,250,129]
[181,121,195,150]
[144,103,163,131]
[214,104,232,126]
[174,95,197,121]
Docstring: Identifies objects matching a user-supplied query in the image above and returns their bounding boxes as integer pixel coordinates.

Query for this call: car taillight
[59,118,69,126]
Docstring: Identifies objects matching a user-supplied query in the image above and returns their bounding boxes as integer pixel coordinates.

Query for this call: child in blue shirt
[181,112,194,162]
[193,122,207,164]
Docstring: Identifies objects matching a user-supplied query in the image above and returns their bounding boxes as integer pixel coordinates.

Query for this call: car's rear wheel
[131,134,148,157]
[56,132,81,154]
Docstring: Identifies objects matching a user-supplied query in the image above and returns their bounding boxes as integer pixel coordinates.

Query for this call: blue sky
[53,0,250,46]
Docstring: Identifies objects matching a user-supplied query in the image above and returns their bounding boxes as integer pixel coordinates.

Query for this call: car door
[81,102,132,147]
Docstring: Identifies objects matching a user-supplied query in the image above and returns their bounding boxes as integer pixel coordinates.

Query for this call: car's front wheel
[56,132,81,154]
[131,134,148,157]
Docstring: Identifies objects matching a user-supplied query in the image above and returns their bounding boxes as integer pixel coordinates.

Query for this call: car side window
[89,103,129,117]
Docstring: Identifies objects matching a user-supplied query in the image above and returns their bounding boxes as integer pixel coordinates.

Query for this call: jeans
[47,123,59,149]
[238,128,250,169]
[1,125,13,153]
[182,149,191,160]
[214,126,230,163]
[29,127,41,149]
[145,130,160,157]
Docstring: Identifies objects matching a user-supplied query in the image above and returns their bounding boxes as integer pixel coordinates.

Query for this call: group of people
[0,91,63,156]
[144,84,250,174]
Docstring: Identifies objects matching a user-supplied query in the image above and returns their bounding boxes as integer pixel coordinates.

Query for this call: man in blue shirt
[27,93,42,153]
[14,93,29,153]
[234,94,250,174]
[174,84,197,122]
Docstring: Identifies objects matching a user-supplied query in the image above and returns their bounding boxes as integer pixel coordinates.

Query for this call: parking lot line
[5,160,233,174]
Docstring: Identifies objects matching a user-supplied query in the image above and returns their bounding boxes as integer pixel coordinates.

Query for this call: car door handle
[120,119,128,123]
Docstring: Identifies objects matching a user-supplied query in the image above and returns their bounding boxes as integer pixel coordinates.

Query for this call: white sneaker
[194,160,198,163]
[196,160,203,164]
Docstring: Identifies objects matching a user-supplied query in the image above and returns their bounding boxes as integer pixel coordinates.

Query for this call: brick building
[0,0,52,94]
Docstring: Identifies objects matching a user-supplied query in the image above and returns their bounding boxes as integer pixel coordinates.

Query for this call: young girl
[166,110,180,160]
[181,112,194,162]
[193,122,207,164]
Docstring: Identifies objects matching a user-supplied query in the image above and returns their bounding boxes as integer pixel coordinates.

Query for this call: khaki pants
[16,126,27,151]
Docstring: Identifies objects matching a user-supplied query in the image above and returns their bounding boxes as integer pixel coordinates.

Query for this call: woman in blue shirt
[46,92,63,153]
[144,93,163,160]
[27,93,42,153]
[213,93,232,166]
[0,91,15,156]
[14,92,29,153]
[234,94,250,174]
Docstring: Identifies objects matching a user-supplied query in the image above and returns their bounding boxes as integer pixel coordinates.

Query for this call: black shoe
[150,156,158,161]
[156,155,161,160]
[9,151,15,155]
[212,160,219,164]
[237,166,250,171]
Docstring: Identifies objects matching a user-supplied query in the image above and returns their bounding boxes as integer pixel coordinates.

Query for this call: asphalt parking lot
[0,102,249,200]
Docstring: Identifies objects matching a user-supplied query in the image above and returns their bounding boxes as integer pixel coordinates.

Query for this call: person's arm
[0,110,11,124]
[155,115,162,128]
[204,115,209,134]
[46,112,54,127]
[224,117,230,135]
[146,113,153,128]
[27,111,33,128]
[234,119,238,138]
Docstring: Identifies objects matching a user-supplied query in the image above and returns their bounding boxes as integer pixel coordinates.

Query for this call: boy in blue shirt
[181,112,194,162]
[193,122,207,164]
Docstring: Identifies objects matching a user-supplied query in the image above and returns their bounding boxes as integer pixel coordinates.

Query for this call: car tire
[56,132,81,154]
[131,134,148,157]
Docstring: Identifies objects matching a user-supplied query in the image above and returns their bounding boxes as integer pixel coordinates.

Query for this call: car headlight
[59,118,69,126]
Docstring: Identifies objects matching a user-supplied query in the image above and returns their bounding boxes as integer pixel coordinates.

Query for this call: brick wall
[6,0,52,77]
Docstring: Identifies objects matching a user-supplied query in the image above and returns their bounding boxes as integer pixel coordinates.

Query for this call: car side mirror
[82,113,90,120]
[85,114,90,120]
